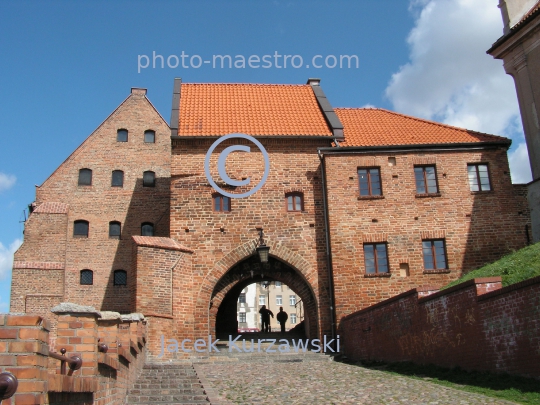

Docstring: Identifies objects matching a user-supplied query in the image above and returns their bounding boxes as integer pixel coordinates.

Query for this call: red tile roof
[132,236,193,253]
[335,108,509,147]
[178,83,332,136]
[34,202,69,214]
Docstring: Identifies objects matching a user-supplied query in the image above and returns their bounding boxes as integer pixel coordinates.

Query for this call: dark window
[422,239,448,270]
[467,164,491,192]
[141,222,154,236]
[78,169,92,186]
[286,192,303,212]
[111,170,124,187]
[238,293,246,303]
[74,220,89,238]
[109,221,121,239]
[358,168,382,196]
[117,129,128,142]
[238,312,246,323]
[80,270,93,285]
[114,270,127,286]
[143,171,155,187]
[363,243,389,274]
[144,130,155,143]
[414,166,438,194]
[213,194,231,212]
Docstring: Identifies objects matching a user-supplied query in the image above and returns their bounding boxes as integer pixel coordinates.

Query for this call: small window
[238,312,246,323]
[80,270,93,285]
[467,164,491,192]
[144,130,155,143]
[259,295,265,305]
[290,314,296,324]
[289,295,296,306]
[74,220,89,238]
[141,222,154,236]
[111,170,124,187]
[276,295,282,305]
[358,168,382,196]
[286,192,303,212]
[113,270,127,286]
[363,243,389,274]
[414,166,438,194]
[274,281,281,288]
[109,221,121,239]
[238,293,246,303]
[117,129,128,142]
[422,239,448,270]
[213,194,231,212]
[143,171,155,187]
[78,169,92,186]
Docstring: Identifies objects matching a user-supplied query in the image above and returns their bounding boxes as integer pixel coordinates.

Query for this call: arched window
[74,220,89,238]
[285,192,304,212]
[114,270,127,286]
[144,130,155,143]
[80,269,93,285]
[143,171,155,187]
[109,221,121,239]
[141,222,154,236]
[78,169,92,186]
[117,129,128,142]
[111,170,124,187]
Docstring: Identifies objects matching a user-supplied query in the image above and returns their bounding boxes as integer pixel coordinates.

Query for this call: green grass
[359,361,540,404]
[443,241,540,289]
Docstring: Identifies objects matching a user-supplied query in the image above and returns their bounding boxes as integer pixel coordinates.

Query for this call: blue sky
[0,0,531,311]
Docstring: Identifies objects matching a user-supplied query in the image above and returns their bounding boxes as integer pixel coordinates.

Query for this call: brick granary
[10,78,531,358]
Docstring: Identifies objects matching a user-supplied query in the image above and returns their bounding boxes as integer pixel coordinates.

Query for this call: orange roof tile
[335,108,510,147]
[178,83,332,136]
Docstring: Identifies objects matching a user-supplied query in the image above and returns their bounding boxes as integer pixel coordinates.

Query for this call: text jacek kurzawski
[158,334,340,357]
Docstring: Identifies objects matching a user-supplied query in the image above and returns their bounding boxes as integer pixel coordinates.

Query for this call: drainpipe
[318,149,337,350]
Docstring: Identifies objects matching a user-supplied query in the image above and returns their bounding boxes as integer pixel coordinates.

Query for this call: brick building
[10,78,530,359]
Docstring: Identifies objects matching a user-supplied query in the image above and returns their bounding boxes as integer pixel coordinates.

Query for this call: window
[238,312,246,323]
[213,194,231,212]
[468,164,491,192]
[276,295,282,305]
[290,295,296,306]
[73,220,89,238]
[363,243,389,274]
[114,270,127,286]
[290,314,297,324]
[259,295,265,305]
[358,168,382,196]
[238,293,246,303]
[274,281,281,288]
[78,169,92,186]
[80,270,93,285]
[414,166,438,194]
[422,239,448,270]
[109,221,121,239]
[286,192,303,212]
[111,170,124,187]
[143,171,155,187]
[117,129,128,142]
[144,130,155,143]
[141,222,154,236]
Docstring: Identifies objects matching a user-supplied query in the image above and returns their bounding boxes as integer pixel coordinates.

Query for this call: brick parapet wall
[340,275,540,379]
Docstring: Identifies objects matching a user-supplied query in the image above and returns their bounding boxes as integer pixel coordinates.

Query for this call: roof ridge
[183,82,309,87]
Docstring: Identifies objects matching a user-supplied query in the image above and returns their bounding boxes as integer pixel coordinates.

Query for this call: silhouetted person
[276,306,288,333]
[259,305,274,332]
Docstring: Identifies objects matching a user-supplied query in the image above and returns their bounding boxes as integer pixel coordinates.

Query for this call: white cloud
[0,173,16,192]
[386,0,533,182]
[509,142,533,183]
[0,239,22,280]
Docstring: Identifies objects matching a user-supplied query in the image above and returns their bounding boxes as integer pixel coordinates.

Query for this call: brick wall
[339,275,540,378]
[324,148,530,324]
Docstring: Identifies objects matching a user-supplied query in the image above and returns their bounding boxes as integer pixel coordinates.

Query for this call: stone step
[126,394,208,403]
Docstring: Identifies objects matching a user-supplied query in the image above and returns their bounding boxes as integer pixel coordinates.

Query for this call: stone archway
[193,239,321,339]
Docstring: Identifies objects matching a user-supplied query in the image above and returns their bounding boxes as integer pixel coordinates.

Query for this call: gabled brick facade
[10,80,530,359]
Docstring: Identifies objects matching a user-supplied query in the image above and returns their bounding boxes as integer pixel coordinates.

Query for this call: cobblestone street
[192,349,518,405]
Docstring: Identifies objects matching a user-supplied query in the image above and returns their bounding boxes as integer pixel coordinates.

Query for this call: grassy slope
[443,241,540,289]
